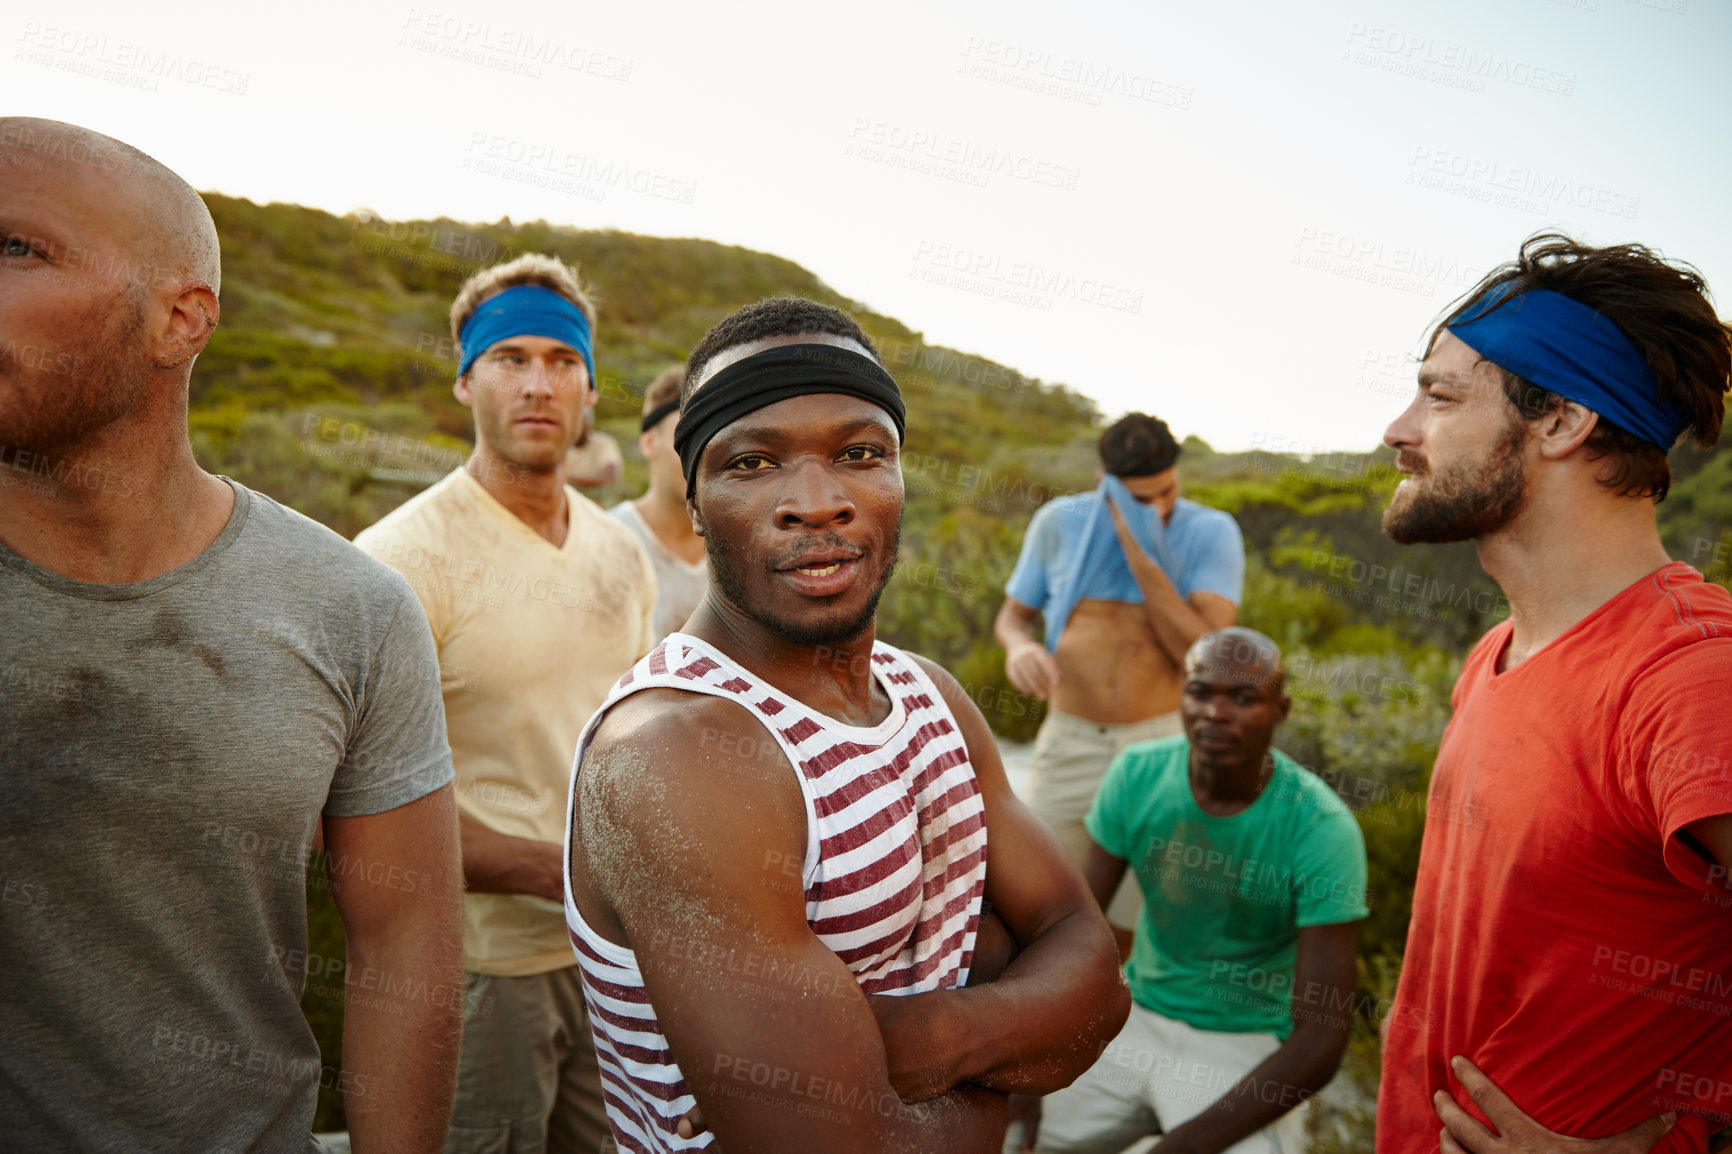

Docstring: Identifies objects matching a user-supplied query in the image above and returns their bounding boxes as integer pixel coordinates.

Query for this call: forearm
[878,908,1129,1097]
[1128,564,1211,664]
[1157,1027,1344,1154]
[994,604,1040,653]
[458,816,563,900]
[340,929,465,1153]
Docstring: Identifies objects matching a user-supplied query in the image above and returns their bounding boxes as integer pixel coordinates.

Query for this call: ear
[453,374,475,409]
[1532,400,1599,461]
[687,495,705,538]
[152,283,220,369]
[639,430,657,461]
[1274,694,1292,725]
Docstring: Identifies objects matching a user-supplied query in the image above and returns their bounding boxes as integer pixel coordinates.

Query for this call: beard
[0,283,149,457]
[704,516,903,648]
[1382,419,1529,544]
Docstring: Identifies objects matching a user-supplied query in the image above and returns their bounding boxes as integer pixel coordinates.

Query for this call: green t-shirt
[1085,735,1369,1039]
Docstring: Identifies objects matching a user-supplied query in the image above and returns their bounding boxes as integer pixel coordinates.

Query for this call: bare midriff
[1050,598,1182,725]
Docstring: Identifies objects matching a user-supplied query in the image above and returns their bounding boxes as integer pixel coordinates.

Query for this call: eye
[730,454,774,472]
[3,235,43,259]
[839,445,883,463]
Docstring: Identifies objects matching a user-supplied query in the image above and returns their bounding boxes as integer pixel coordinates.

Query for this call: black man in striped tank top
[563,298,1130,1152]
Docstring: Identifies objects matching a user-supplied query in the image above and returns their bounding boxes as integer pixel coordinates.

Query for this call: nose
[775,457,855,529]
[520,361,557,399]
[1384,390,1424,454]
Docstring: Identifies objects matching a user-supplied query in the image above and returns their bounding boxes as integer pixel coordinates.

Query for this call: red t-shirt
[1378,563,1732,1152]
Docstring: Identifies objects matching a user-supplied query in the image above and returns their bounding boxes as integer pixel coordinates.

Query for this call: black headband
[674,344,906,497]
[640,398,681,434]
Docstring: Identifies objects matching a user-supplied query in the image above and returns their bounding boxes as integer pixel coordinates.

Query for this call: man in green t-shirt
[1011,629,1369,1154]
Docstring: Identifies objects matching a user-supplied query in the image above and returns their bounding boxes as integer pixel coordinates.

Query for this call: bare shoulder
[579,688,806,866]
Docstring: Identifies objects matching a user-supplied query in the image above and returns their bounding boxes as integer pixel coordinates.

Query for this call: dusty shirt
[0,479,453,1152]
[356,468,657,975]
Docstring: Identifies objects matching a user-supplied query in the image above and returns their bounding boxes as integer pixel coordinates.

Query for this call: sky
[7,0,1727,452]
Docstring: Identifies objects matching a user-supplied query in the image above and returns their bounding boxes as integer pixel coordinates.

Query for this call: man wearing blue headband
[357,253,657,1154]
[1374,234,1732,1153]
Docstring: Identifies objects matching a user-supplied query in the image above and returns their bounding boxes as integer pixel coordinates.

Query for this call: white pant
[1012,1004,1307,1154]
[1022,709,1183,928]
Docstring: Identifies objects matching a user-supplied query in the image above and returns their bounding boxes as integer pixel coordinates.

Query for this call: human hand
[1005,640,1061,700]
[676,1100,714,1144]
[1434,1056,1676,1154]
[967,907,1018,986]
[1106,497,1159,577]
[866,991,963,1102]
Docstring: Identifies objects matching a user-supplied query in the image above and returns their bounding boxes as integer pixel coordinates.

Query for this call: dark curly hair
[1430,232,1731,502]
[682,297,879,403]
[1098,413,1181,477]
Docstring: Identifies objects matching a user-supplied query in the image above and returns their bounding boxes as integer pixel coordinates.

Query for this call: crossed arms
[568,656,1130,1152]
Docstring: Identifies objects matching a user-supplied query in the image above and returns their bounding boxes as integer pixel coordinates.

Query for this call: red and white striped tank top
[561,633,988,1153]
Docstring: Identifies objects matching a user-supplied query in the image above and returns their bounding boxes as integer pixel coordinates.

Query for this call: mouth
[775,550,865,596]
[514,413,560,428]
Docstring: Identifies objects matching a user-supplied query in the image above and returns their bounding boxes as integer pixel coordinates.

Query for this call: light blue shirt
[1005,477,1244,651]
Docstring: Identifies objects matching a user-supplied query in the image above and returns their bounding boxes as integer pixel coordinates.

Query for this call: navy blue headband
[457,284,594,384]
[1447,284,1684,450]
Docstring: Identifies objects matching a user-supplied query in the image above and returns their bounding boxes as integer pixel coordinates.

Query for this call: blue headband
[456,284,594,384]
[1447,284,1684,450]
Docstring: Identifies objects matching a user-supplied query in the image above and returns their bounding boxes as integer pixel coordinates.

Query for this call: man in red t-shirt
[1375,233,1732,1153]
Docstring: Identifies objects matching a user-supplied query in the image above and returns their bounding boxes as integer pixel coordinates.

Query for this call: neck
[685,596,886,728]
[1474,477,1671,669]
[0,382,234,584]
[1189,748,1273,815]
[635,479,703,560]
[466,443,567,545]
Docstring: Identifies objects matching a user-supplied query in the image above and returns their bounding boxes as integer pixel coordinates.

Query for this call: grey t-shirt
[607,500,707,641]
[0,479,453,1152]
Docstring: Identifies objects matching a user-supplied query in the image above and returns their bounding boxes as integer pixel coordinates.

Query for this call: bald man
[1012,629,1367,1154]
[0,119,464,1152]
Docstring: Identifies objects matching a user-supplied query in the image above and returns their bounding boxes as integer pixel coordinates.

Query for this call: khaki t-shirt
[356,468,657,975]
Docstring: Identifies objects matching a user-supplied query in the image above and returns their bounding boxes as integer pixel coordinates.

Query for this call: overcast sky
[8,0,1726,451]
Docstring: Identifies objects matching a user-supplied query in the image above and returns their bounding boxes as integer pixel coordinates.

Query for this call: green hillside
[192,195,1731,1144]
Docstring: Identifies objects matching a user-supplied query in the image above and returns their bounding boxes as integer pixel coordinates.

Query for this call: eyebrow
[1415,367,1471,390]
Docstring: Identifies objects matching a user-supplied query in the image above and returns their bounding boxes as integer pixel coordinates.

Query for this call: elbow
[1046,944,1133,1094]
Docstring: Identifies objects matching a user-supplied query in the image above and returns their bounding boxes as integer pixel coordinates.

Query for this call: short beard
[0,283,149,457]
[704,515,902,649]
[1382,419,1528,544]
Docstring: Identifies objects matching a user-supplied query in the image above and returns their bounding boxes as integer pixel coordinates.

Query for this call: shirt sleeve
[1292,802,1371,927]
[352,524,451,647]
[1180,512,1246,607]
[324,587,455,817]
[1004,504,1060,610]
[1617,639,1732,892]
[1084,748,1137,862]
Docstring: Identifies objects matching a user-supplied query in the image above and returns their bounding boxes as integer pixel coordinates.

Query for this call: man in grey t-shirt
[608,365,707,639]
[0,119,465,1152]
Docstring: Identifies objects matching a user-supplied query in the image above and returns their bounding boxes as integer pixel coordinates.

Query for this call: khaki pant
[1015,1004,1306,1154]
[445,967,615,1154]
[1021,709,1183,928]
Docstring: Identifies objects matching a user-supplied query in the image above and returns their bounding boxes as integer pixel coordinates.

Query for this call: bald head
[1185,628,1285,693]
[0,119,223,458]
[0,118,220,295]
